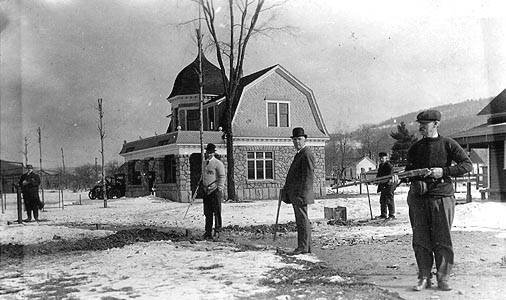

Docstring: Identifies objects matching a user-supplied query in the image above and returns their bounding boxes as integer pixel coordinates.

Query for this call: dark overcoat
[284,147,315,206]
[19,171,41,205]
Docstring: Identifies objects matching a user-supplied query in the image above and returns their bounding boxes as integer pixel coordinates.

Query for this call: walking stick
[183,177,201,219]
[365,182,373,220]
[273,188,284,241]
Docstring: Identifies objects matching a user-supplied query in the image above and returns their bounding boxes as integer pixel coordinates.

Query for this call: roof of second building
[120,131,226,155]
[478,89,506,115]
[168,55,227,99]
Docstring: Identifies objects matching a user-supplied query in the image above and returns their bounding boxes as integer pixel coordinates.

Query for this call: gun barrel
[331,168,430,190]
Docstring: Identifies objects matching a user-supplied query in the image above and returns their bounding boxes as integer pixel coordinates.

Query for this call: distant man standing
[283,127,315,255]
[376,152,395,219]
[19,164,42,222]
[202,143,226,240]
[394,110,472,292]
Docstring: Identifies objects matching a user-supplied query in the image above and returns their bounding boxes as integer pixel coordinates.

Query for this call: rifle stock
[331,168,431,190]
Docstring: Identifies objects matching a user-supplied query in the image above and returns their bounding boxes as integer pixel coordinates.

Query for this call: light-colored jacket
[202,156,226,194]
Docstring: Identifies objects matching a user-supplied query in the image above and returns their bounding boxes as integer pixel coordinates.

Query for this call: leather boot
[437,274,452,291]
[412,277,431,291]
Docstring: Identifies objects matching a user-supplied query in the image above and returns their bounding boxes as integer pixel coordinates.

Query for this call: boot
[412,277,431,291]
[437,274,452,291]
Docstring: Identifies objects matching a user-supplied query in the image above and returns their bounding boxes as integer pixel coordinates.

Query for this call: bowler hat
[205,143,216,153]
[416,110,441,122]
[290,127,307,138]
[378,152,388,157]
[26,164,33,169]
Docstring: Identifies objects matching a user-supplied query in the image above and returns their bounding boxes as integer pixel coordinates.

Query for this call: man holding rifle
[376,152,395,219]
[393,110,472,292]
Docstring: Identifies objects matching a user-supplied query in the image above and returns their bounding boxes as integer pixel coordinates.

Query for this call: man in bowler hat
[282,127,315,255]
[19,164,43,222]
[202,143,226,240]
[393,109,472,291]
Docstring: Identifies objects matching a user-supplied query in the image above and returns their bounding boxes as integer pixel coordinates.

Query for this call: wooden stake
[97,98,107,208]
[37,127,45,207]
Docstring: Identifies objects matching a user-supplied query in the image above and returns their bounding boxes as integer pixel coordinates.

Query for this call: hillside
[371,98,492,137]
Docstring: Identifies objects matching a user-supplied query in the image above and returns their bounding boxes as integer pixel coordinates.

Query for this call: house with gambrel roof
[453,89,506,201]
[120,56,329,202]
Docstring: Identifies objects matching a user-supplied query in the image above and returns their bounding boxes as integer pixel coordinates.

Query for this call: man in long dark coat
[19,164,43,222]
[282,127,315,255]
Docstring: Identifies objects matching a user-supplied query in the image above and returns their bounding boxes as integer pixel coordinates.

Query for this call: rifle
[331,168,431,190]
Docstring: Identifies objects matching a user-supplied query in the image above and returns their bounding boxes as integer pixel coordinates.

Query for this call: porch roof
[119,131,225,155]
[452,122,506,146]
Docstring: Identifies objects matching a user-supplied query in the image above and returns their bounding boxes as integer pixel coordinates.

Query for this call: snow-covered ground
[1,185,504,299]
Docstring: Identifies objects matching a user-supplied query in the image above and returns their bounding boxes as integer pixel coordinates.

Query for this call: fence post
[16,186,22,223]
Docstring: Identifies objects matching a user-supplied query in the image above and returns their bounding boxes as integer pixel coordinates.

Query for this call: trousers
[292,204,311,252]
[203,189,222,236]
[379,186,395,217]
[408,189,455,280]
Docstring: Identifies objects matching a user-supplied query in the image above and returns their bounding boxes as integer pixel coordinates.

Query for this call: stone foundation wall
[233,145,326,201]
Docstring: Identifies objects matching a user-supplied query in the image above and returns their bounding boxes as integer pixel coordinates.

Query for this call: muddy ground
[2,219,504,299]
[1,222,404,299]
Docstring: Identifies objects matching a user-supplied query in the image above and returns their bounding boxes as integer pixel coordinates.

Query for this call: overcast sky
[1,0,505,168]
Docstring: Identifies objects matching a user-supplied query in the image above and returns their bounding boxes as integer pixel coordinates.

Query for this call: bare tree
[195,0,287,200]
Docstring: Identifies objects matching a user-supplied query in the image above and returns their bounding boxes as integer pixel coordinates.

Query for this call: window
[128,161,141,185]
[267,101,289,127]
[208,106,215,130]
[247,151,273,180]
[164,155,177,183]
[186,109,199,131]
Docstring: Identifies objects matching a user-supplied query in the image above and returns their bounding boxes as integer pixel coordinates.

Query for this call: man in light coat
[282,127,315,255]
[202,143,226,240]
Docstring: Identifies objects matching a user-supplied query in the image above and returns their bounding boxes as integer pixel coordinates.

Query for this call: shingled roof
[168,55,227,99]
[120,131,225,155]
[478,89,506,115]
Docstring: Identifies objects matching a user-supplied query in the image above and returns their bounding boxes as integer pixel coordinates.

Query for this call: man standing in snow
[202,143,226,240]
[282,127,315,255]
[376,152,396,219]
[19,164,43,222]
[393,110,472,292]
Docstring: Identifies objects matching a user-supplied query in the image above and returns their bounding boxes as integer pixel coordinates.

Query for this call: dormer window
[267,101,289,127]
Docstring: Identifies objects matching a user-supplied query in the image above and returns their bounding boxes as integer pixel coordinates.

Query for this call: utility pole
[37,127,45,205]
[61,147,66,189]
[23,137,29,166]
[95,157,98,181]
[97,98,107,208]
[197,6,205,191]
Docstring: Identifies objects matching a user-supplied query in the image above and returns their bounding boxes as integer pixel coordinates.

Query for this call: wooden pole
[197,5,205,194]
[61,147,66,189]
[365,183,373,220]
[24,137,29,166]
[37,127,45,207]
[98,98,107,208]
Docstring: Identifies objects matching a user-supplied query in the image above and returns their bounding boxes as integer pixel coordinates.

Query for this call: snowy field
[1,184,505,299]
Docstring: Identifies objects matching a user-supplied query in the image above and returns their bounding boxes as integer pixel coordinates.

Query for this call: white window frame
[247,151,274,180]
[266,100,290,128]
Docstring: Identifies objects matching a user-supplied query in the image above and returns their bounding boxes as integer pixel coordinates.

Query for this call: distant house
[0,160,23,193]
[120,56,329,202]
[342,156,376,180]
[452,89,506,201]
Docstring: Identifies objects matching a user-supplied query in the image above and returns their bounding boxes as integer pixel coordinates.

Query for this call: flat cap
[416,109,441,122]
